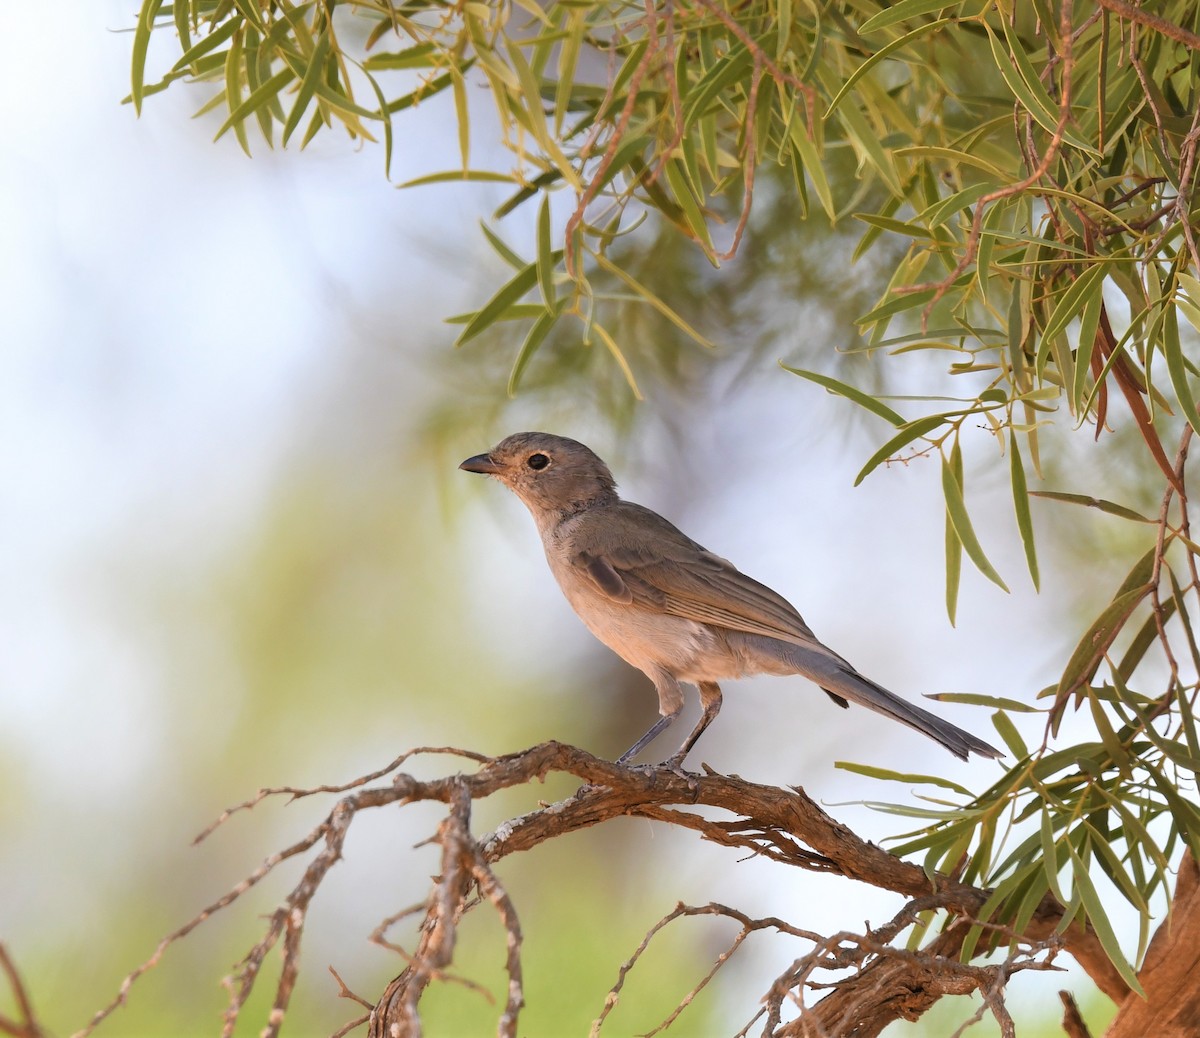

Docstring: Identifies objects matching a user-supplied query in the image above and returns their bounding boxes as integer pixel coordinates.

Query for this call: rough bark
[1104,851,1200,1038]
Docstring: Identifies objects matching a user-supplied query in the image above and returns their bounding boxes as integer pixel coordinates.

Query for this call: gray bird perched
[460,432,1001,766]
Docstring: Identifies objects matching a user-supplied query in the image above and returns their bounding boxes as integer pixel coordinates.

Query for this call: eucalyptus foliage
[132,0,1200,998]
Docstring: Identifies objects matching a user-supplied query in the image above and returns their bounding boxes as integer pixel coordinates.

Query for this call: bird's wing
[569,502,825,648]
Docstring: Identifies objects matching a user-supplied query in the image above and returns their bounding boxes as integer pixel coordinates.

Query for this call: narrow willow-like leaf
[1039,811,1068,904]
[1115,599,1176,681]
[132,0,167,113]
[401,170,516,189]
[857,287,940,328]
[945,439,964,623]
[1028,491,1153,523]
[224,27,251,155]
[456,262,541,346]
[1041,262,1107,351]
[788,119,836,221]
[780,366,905,425]
[663,159,715,256]
[682,42,752,128]
[479,222,526,270]
[593,254,715,348]
[985,21,1088,153]
[172,0,192,55]
[928,692,1038,712]
[1066,841,1144,996]
[858,0,956,33]
[1086,822,1147,912]
[589,323,643,399]
[508,301,567,397]
[825,19,953,118]
[535,195,555,308]
[854,413,946,485]
[362,42,438,70]
[1163,291,1200,437]
[835,762,973,796]
[1085,685,1130,771]
[385,66,465,115]
[1008,429,1039,589]
[1072,278,1105,413]
[282,30,330,146]
[1055,584,1152,710]
[169,17,239,74]
[215,68,296,144]
[942,452,1010,592]
[991,710,1026,758]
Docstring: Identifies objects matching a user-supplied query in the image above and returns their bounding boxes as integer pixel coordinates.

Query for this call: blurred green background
[0,3,1137,1035]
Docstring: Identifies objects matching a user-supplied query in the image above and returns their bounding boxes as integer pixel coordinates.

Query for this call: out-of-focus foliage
[130,0,1200,1018]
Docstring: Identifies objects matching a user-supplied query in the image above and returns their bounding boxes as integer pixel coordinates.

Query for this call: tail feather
[770,641,1002,760]
[821,666,1002,760]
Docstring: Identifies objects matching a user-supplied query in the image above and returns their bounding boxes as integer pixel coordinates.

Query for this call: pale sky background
[0,3,1136,1035]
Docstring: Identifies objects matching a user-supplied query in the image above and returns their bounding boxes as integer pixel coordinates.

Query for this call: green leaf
[945,439,964,624]
[132,0,167,114]
[835,761,973,796]
[826,19,952,118]
[1072,277,1105,414]
[858,0,956,33]
[1055,578,1153,710]
[282,30,330,147]
[991,709,1027,758]
[362,42,439,70]
[927,692,1038,713]
[788,119,836,222]
[780,367,905,425]
[535,195,556,309]
[682,42,752,128]
[592,253,715,349]
[479,222,526,270]
[1041,263,1108,351]
[1039,810,1068,904]
[1009,430,1039,590]
[1027,491,1153,524]
[455,261,543,346]
[169,18,240,74]
[215,68,296,145]
[508,301,567,396]
[1066,841,1144,996]
[1163,291,1200,438]
[941,450,1010,592]
[589,323,643,399]
[401,170,516,189]
[223,27,251,156]
[172,0,192,56]
[663,159,715,256]
[451,66,470,170]
[1116,600,1176,681]
[854,413,947,485]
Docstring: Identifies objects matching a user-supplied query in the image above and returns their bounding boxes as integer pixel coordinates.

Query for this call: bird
[460,432,1001,767]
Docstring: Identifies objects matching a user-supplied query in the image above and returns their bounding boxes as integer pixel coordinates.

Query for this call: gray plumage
[460,432,1001,765]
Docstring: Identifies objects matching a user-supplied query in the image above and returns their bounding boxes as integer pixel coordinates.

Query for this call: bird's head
[460,432,618,518]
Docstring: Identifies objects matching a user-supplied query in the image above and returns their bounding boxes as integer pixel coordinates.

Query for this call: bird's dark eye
[527,452,550,470]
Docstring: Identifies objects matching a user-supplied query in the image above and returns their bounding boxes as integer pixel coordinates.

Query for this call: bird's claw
[661,755,699,788]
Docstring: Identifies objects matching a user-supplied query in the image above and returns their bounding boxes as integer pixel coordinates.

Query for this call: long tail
[787,646,1002,761]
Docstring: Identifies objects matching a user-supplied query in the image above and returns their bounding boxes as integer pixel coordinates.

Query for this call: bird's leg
[665,681,722,769]
[616,673,685,765]
[615,708,681,764]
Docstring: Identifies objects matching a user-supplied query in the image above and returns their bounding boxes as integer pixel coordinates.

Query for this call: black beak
[459,453,504,475]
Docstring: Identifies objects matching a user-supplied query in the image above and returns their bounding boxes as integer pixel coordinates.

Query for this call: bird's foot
[660,754,700,789]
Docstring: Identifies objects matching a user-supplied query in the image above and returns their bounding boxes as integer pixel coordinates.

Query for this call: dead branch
[75,741,1138,1038]
[0,944,44,1038]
